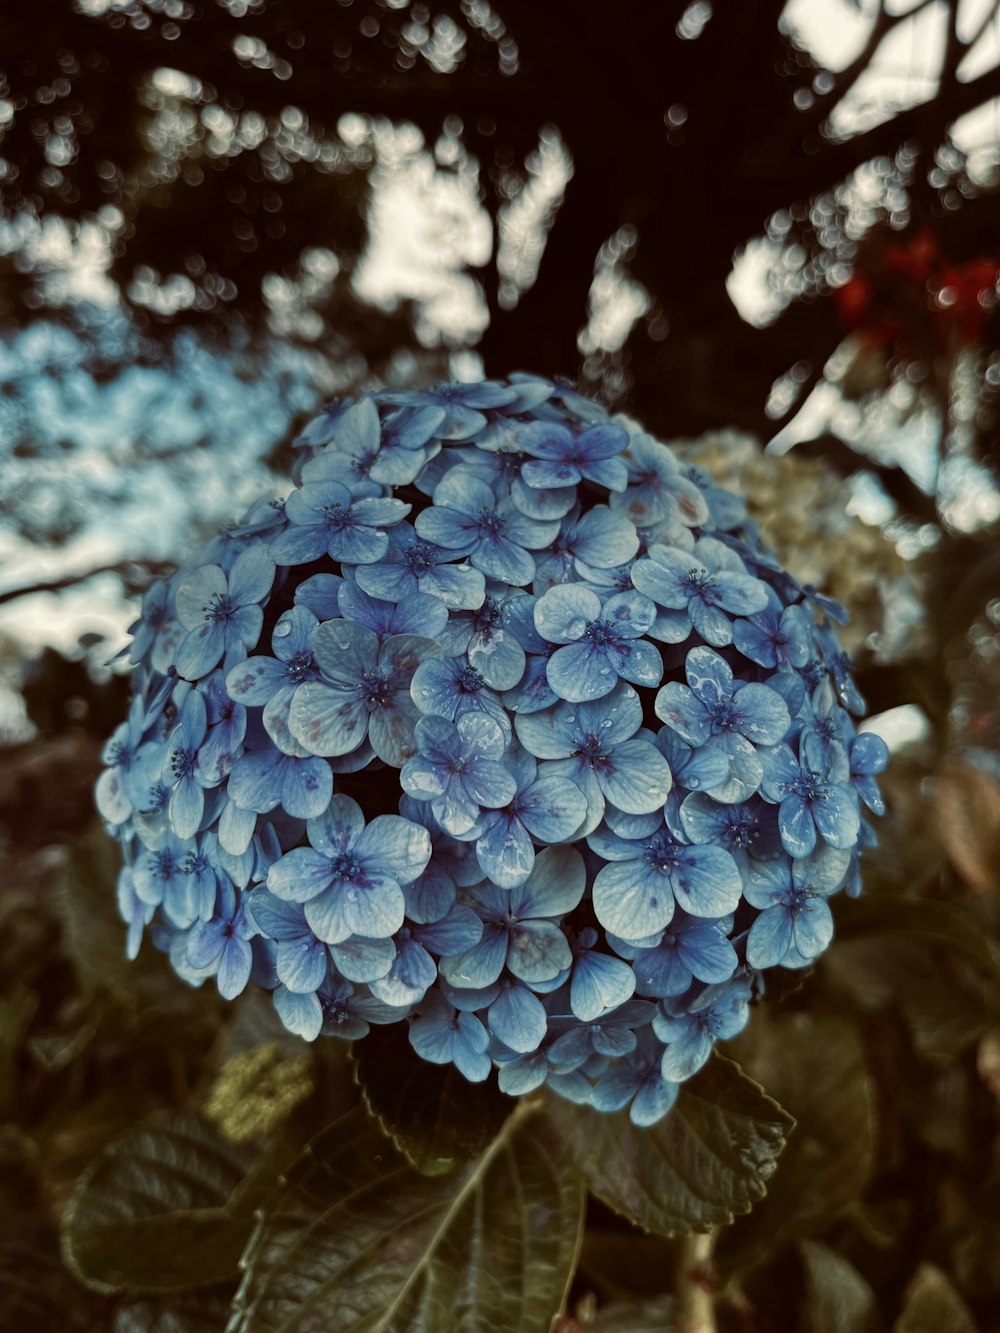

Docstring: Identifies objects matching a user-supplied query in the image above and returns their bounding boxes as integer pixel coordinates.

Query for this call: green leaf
[56,825,208,1018]
[230,1100,585,1333]
[722,1014,876,1269]
[61,1112,257,1294]
[934,760,1000,896]
[545,1054,793,1237]
[835,897,1000,976]
[352,1022,511,1175]
[113,1290,234,1333]
[799,1241,881,1333]
[0,1211,96,1331]
[825,936,993,1064]
[895,1264,977,1333]
[55,825,135,999]
[0,984,36,1115]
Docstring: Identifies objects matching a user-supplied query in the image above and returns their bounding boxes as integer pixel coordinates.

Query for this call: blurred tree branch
[0,563,171,609]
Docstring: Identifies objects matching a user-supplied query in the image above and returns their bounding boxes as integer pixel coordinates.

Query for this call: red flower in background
[833,225,998,355]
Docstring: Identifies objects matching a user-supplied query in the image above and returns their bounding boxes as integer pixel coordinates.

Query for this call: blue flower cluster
[97,377,887,1126]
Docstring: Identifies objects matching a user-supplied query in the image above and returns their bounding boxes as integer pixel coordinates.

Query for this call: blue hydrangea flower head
[96,376,887,1126]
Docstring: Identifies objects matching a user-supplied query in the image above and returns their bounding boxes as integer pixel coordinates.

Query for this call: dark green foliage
[546,1057,793,1237]
[352,1021,512,1176]
[61,1114,256,1294]
[230,1104,584,1333]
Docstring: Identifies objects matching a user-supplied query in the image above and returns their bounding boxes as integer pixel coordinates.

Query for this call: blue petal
[506,920,572,983]
[654,683,709,745]
[452,1012,493,1082]
[227,748,283,814]
[227,543,276,606]
[630,1075,679,1127]
[659,1026,714,1083]
[547,640,620,702]
[678,923,739,983]
[790,898,834,958]
[415,904,484,956]
[295,573,344,621]
[289,682,368,757]
[218,800,257,856]
[217,936,253,1000]
[671,845,742,918]
[746,905,794,968]
[813,785,860,849]
[533,584,601,643]
[497,1052,550,1094]
[355,814,431,885]
[733,682,791,746]
[246,888,308,939]
[339,876,405,939]
[175,622,226,680]
[267,847,333,903]
[476,813,536,888]
[169,778,204,839]
[462,757,518,810]
[570,951,636,1021]
[368,694,423,767]
[440,923,509,989]
[778,795,818,857]
[516,776,588,843]
[277,934,328,993]
[274,986,323,1041]
[277,755,333,820]
[513,845,586,918]
[592,860,675,939]
[598,739,672,814]
[329,935,396,982]
[488,983,547,1053]
[311,619,380,686]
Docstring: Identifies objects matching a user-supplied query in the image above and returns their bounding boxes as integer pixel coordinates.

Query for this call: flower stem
[675,1230,717,1333]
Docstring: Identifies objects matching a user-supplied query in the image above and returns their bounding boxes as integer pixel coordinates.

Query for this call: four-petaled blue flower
[654,976,752,1082]
[463,742,588,889]
[516,684,672,834]
[416,470,560,586]
[632,536,768,645]
[269,476,410,567]
[187,881,258,1000]
[401,713,517,837]
[588,817,743,942]
[745,845,851,968]
[267,794,431,942]
[534,584,663,702]
[174,544,275,680]
[759,732,860,858]
[517,419,630,492]
[289,618,441,766]
[353,522,486,611]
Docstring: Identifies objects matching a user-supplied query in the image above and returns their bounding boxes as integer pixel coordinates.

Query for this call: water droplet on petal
[273,620,292,638]
[567,618,587,637]
[598,667,612,677]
